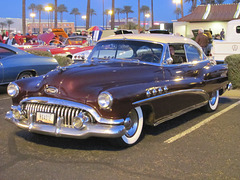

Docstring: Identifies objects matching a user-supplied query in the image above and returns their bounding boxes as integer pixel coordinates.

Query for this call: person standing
[15,31,24,45]
[220,28,225,40]
[26,30,34,43]
[195,28,209,55]
[0,33,3,43]
[5,33,17,45]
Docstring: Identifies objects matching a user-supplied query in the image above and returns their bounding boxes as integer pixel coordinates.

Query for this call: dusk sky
[0,0,235,26]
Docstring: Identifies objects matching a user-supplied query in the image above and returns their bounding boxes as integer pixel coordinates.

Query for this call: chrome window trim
[89,39,166,67]
[20,97,124,125]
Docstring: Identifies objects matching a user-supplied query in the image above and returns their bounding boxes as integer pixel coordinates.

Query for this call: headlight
[98,91,113,109]
[7,82,20,97]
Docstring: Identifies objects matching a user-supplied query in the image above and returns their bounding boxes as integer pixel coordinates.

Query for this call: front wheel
[18,72,33,80]
[202,90,219,112]
[111,107,144,147]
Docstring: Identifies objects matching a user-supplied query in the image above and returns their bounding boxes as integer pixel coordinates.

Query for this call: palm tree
[86,0,90,29]
[216,0,225,3]
[36,5,43,33]
[115,8,122,26]
[22,0,26,35]
[181,0,183,17]
[28,3,36,12]
[138,0,140,32]
[233,0,240,3]
[0,22,7,31]
[140,5,150,30]
[70,8,81,31]
[151,0,154,28]
[54,0,58,28]
[90,9,96,27]
[103,0,105,29]
[185,0,197,12]
[58,4,68,23]
[6,20,14,32]
[111,0,115,30]
[121,6,134,25]
[174,7,181,19]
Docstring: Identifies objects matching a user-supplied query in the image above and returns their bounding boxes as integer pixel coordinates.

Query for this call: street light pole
[30,13,36,33]
[45,6,53,29]
[82,15,86,27]
[108,10,113,30]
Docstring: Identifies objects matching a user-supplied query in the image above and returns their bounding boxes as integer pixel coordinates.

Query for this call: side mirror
[164,57,173,65]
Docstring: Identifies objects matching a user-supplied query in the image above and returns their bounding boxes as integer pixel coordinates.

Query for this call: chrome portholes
[145,86,168,97]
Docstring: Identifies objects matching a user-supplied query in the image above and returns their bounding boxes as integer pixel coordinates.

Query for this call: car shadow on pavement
[0,85,7,94]
[15,130,123,151]
[144,97,236,136]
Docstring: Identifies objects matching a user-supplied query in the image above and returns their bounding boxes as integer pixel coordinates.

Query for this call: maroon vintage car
[5,34,231,147]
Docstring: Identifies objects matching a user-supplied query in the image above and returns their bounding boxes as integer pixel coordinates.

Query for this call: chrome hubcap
[210,91,217,105]
[125,109,139,138]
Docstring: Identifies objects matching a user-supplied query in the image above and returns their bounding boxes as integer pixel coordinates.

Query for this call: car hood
[33,60,159,103]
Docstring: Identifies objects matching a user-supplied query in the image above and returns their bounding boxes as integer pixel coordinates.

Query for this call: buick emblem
[232,45,238,51]
[44,86,58,95]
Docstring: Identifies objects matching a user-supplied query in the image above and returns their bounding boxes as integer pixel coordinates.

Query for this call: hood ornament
[44,85,58,95]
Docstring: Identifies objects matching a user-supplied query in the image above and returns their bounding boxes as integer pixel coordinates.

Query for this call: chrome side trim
[153,101,208,126]
[20,97,124,125]
[133,89,208,105]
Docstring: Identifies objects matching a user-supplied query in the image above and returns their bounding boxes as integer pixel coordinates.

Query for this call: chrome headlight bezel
[98,91,113,110]
[7,82,20,98]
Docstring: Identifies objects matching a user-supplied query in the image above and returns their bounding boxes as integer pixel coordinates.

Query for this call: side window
[236,26,240,33]
[168,43,186,64]
[0,47,16,59]
[185,44,202,62]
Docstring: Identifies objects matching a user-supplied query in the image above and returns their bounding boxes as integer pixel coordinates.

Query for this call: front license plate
[36,112,55,124]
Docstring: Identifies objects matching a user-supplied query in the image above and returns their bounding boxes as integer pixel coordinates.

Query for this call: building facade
[173,3,240,38]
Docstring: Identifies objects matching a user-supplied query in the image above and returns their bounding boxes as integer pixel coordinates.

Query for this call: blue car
[0,43,58,85]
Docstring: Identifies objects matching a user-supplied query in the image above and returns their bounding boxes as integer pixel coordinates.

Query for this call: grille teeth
[23,102,94,128]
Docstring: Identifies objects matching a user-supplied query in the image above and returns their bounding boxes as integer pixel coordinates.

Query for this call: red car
[50,46,94,59]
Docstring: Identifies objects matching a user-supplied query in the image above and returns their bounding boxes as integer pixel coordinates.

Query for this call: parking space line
[164,100,240,144]
[0,97,11,101]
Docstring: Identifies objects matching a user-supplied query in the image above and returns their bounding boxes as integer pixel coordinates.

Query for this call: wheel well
[140,105,155,126]
[67,55,72,59]
[17,70,37,79]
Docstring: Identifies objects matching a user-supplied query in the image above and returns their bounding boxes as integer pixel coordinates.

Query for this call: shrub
[225,54,240,89]
[26,50,73,67]
[26,50,52,57]
[54,55,74,67]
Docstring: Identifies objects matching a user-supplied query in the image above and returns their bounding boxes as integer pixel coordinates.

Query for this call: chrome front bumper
[6,110,126,139]
[5,97,127,139]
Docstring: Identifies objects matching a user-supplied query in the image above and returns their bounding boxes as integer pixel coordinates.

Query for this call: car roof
[99,34,201,47]
[0,43,28,55]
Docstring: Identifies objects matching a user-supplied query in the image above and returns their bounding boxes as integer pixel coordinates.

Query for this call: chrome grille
[22,102,90,127]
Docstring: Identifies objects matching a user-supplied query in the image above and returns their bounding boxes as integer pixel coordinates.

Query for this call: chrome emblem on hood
[44,86,58,95]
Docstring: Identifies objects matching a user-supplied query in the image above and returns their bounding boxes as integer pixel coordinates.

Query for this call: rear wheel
[202,90,219,112]
[111,107,144,147]
[18,72,34,80]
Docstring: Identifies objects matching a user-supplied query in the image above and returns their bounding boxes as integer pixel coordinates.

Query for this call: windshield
[88,40,163,64]
[65,37,87,45]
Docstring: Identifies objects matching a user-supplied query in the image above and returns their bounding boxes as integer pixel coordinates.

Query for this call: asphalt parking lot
[0,89,240,180]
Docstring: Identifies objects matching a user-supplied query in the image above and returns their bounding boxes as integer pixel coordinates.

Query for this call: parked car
[5,34,230,147]
[49,45,94,59]
[0,43,58,85]
[71,46,94,62]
